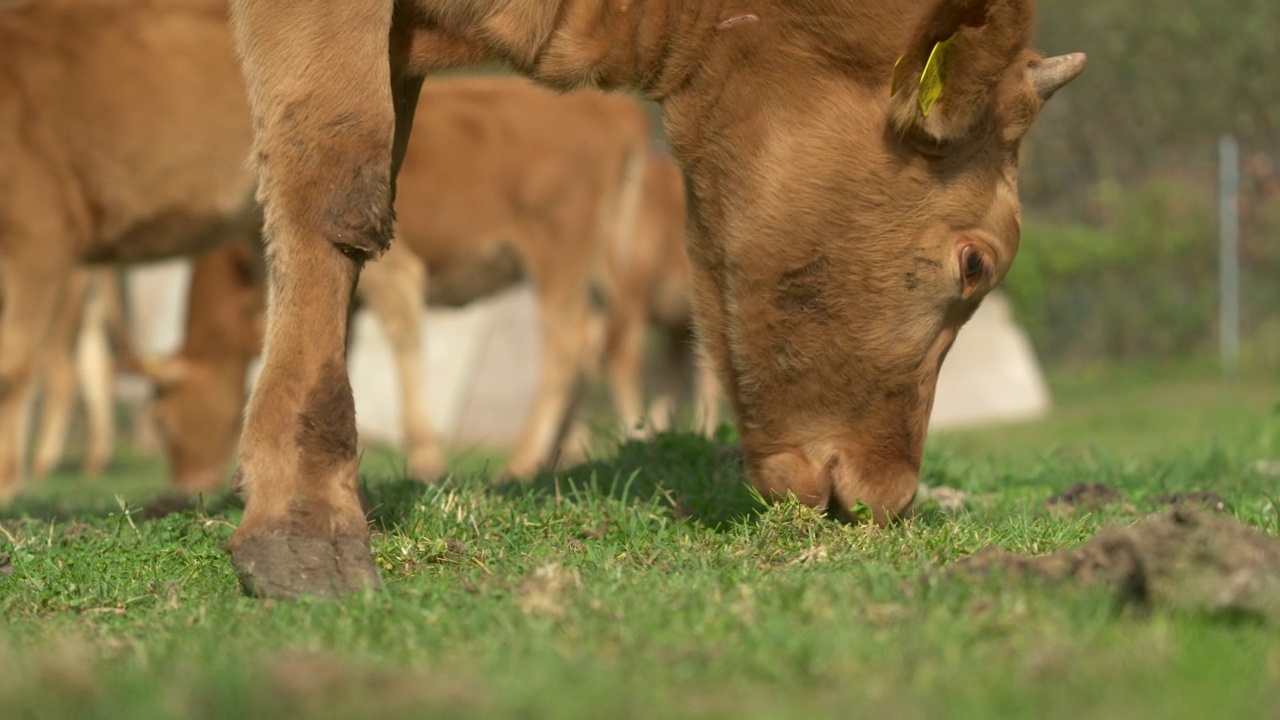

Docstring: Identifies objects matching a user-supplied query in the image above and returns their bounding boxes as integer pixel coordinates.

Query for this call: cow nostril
[899,489,919,520]
[825,500,862,525]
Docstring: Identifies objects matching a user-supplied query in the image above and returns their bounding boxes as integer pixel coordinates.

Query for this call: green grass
[2,366,1280,719]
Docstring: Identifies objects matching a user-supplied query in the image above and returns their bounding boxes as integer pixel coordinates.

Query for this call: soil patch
[1045,483,1230,516]
[1156,491,1228,512]
[915,484,969,513]
[1046,482,1125,512]
[947,508,1280,622]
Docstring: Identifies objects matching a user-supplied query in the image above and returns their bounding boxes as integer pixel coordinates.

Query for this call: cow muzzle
[748,445,919,526]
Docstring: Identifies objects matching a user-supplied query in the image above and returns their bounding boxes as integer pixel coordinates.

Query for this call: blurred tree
[1025,0,1280,215]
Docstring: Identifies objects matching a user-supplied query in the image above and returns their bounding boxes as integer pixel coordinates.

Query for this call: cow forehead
[741,106,1014,236]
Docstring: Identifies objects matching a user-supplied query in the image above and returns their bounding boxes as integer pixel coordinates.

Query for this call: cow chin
[747,442,921,527]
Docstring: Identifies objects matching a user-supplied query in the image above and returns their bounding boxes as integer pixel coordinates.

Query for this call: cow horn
[1030,53,1087,101]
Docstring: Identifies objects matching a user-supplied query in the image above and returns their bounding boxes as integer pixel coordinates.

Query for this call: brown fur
[363,76,655,479]
[142,76,715,490]
[226,0,1083,595]
[0,0,257,501]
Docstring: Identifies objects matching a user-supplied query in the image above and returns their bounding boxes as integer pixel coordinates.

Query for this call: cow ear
[887,0,1038,145]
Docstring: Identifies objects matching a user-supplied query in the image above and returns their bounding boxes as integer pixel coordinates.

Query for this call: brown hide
[0,0,255,263]
[395,77,650,309]
[0,0,258,500]
[148,76,706,488]
[227,0,1084,596]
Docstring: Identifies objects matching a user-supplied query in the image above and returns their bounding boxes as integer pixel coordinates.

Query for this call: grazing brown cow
[0,0,258,501]
[226,0,1084,597]
[141,79,717,493]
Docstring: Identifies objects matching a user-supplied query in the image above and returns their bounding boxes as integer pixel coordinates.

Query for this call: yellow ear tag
[890,55,906,96]
[918,34,957,118]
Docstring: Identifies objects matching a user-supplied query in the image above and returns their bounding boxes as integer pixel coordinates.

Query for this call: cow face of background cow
[142,242,264,493]
[146,356,244,492]
[658,0,1085,523]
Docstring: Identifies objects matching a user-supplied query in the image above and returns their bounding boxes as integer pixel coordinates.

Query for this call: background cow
[354,76,656,481]
[139,79,717,494]
[0,0,258,501]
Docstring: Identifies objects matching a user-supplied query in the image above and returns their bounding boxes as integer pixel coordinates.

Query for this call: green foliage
[1024,0,1280,211]
[1005,176,1280,368]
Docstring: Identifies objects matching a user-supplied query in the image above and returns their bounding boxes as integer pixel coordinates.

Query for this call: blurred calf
[138,76,717,489]
[0,0,258,501]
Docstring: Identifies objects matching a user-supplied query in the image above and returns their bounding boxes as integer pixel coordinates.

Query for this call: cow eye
[961,245,986,280]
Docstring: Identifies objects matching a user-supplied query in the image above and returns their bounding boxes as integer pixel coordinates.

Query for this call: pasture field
[2,366,1279,719]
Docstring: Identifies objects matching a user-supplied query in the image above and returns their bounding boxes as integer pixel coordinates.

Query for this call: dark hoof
[407,460,449,485]
[140,490,242,520]
[491,470,536,490]
[139,491,198,520]
[231,533,381,600]
[716,443,745,465]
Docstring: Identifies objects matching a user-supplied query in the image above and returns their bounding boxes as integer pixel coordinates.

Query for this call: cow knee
[318,164,396,262]
[256,116,396,263]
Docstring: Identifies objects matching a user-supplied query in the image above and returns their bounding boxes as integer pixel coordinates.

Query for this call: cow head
[666,0,1084,523]
[141,355,245,492]
[139,242,266,493]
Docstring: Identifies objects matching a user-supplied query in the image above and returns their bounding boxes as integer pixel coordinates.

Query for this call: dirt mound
[1046,482,1125,511]
[947,508,1280,622]
[1045,482,1228,516]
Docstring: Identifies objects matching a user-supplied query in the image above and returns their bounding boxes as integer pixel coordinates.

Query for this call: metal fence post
[1218,134,1240,380]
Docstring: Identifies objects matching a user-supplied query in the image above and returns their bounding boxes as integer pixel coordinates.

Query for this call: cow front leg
[31,271,91,479]
[77,270,117,476]
[502,277,592,480]
[602,304,650,439]
[356,240,446,482]
[226,0,420,599]
[0,260,69,502]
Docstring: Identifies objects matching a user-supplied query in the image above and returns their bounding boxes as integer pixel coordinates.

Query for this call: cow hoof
[139,491,198,520]
[231,533,381,600]
[492,463,539,487]
[407,458,448,485]
[716,442,745,465]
